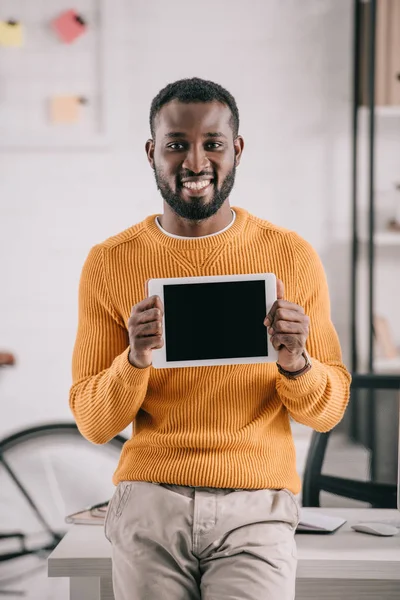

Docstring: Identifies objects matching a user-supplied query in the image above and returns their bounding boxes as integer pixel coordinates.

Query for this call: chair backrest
[0,353,15,367]
[302,373,400,508]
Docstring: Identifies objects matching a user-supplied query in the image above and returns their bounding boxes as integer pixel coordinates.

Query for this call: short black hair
[149,77,240,139]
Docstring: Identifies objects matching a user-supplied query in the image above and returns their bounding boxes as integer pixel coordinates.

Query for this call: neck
[158,201,233,237]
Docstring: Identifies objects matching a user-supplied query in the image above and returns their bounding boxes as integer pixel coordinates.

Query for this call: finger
[270,334,284,351]
[153,295,164,313]
[269,320,307,335]
[264,301,305,327]
[264,299,290,326]
[136,321,163,338]
[132,295,164,316]
[276,278,285,300]
[273,308,307,323]
[264,300,278,327]
[136,307,163,325]
[264,280,284,327]
[270,333,306,351]
[134,335,164,351]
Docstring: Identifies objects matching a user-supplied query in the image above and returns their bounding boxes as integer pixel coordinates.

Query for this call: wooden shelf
[359,106,400,117]
[374,356,400,373]
[359,231,400,245]
[374,231,400,245]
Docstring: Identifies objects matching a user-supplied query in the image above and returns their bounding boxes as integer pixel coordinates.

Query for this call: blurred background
[0,0,399,598]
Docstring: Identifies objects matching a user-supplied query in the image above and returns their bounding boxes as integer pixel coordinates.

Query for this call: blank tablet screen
[163,280,268,362]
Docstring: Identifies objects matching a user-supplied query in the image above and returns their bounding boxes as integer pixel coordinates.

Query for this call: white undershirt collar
[155,209,236,240]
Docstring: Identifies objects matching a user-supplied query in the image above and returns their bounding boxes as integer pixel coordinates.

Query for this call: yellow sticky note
[0,21,24,47]
[50,96,83,124]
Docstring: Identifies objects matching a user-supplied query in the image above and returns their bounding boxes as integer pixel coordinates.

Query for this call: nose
[182,145,209,174]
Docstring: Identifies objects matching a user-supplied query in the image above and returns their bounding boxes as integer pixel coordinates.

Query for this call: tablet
[146,273,278,369]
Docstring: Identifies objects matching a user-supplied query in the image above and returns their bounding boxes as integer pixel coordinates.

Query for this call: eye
[167,143,185,150]
[205,142,223,150]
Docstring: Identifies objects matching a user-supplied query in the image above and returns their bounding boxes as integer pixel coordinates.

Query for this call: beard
[153,162,236,221]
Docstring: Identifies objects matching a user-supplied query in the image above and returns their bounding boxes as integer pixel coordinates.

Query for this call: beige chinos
[105,481,299,600]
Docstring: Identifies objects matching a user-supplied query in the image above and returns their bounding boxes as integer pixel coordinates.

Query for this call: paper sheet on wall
[50,96,84,124]
[0,21,24,47]
[51,10,87,44]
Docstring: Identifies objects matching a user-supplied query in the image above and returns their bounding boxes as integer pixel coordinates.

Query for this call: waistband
[152,482,249,498]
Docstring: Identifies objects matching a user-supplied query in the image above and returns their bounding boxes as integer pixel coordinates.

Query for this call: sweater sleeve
[275,233,351,432]
[69,245,150,444]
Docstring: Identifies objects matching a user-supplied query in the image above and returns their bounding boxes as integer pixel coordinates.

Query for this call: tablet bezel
[147,273,278,369]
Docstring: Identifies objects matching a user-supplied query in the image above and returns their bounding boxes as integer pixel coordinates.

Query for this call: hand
[264,279,309,371]
[128,295,164,369]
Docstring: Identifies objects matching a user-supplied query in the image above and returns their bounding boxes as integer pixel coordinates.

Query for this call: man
[70,77,351,600]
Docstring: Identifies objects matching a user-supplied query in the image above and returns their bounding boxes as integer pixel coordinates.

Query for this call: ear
[234,135,244,167]
[145,139,155,169]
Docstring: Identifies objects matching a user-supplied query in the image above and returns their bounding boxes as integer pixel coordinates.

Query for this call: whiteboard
[0,0,110,149]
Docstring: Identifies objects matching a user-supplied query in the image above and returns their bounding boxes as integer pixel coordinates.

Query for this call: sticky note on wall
[51,10,87,44]
[0,20,24,47]
[50,96,86,124]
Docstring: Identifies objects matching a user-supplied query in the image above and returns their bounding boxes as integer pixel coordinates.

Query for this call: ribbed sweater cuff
[110,347,151,389]
[275,358,326,399]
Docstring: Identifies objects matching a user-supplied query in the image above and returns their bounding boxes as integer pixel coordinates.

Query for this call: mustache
[178,171,215,181]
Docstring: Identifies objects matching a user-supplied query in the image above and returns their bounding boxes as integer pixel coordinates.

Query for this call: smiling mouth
[181,179,213,191]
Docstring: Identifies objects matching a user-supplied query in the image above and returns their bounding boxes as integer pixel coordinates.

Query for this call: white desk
[48,508,400,600]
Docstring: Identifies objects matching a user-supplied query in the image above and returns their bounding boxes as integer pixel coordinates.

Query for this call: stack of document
[65,503,108,525]
[297,509,346,533]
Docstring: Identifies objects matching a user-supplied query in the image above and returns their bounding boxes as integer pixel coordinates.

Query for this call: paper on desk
[65,503,108,525]
[297,509,346,533]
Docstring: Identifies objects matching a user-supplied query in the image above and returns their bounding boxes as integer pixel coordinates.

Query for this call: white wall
[0,0,356,436]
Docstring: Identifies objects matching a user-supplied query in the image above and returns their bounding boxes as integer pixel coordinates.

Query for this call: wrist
[276,350,312,380]
[277,354,306,372]
[128,350,149,369]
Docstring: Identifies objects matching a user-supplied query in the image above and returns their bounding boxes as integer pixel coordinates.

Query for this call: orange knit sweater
[70,206,351,493]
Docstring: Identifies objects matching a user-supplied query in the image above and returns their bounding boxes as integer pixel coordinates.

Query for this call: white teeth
[182,180,211,190]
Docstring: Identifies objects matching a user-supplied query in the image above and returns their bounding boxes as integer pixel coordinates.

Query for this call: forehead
[155,100,232,136]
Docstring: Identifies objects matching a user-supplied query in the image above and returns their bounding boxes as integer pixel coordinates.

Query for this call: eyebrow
[164,131,227,139]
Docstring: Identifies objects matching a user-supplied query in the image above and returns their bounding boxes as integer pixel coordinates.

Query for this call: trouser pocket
[104,481,133,542]
[280,488,301,529]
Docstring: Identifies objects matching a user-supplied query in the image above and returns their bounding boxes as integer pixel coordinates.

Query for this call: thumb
[276,278,285,300]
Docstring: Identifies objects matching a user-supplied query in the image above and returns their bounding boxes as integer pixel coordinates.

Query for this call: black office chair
[302,373,400,508]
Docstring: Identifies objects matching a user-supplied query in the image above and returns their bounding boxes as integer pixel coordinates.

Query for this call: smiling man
[148,97,240,230]
[70,77,351,600]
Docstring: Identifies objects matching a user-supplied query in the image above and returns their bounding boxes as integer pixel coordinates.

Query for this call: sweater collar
[144,206,248,250]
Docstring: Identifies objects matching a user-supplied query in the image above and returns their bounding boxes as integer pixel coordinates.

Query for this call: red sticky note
[52,10,86,44]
